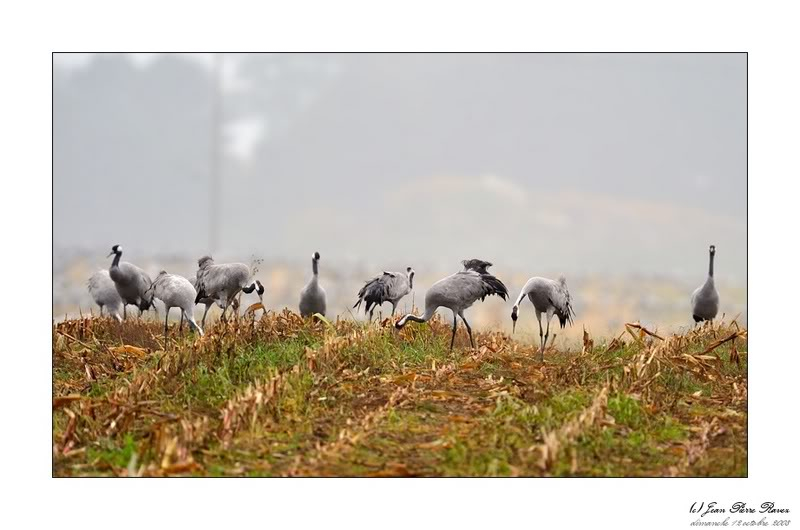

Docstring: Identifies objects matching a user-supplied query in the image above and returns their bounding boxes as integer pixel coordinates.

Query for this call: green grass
[154,337,319,411]
[608,393,645,428]
[86,434,138,470]
[334,327,453,372]
[660,371,712,395]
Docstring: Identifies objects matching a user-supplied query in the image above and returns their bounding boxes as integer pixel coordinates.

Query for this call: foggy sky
[53,53,746,282]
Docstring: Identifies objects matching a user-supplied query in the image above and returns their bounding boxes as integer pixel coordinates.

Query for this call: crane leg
[123,305,127,320]
[391,303,397,317]
[164,307,170,350]
[179,312,184,335]
[537,313,544,362]
[219,294,229,322]
[459,312,475,349]
[201,304,210,328]
[369,308,374,322]
[542,314,553,362]
[450,312,458,351]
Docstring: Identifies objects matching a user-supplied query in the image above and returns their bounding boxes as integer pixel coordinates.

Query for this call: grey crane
[194,256,264,321]
[396,259,508,351]
[187,273,221,329]
[107,245,155,319]
[87,269,123,322]
[145,271,203,345]
[691,245,719,323]
[510,275,575,362]
[299,252,327,317]
[354,266,415,321]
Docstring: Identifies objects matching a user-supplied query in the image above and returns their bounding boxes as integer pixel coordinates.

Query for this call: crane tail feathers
[480,274,509,301]
[462,259,493,274]
[558,304,576,328]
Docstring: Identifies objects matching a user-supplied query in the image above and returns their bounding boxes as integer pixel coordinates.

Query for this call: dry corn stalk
[581,326,594,356]
[625,322,664,342]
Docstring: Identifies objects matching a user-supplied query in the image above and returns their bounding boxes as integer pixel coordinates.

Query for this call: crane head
[107,244,122,257]
[138,295,155,312]
[256,280,265,302]
[709,245,716,255]
[313,252,321,261]
[143,281,157,300]
[511,305,519,334]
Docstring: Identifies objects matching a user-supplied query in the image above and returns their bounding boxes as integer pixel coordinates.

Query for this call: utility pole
[209,52,223,254]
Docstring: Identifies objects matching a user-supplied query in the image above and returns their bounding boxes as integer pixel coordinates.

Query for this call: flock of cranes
[87,244,721,360]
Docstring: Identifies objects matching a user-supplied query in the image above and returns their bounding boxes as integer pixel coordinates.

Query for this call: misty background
[53,53,746,341]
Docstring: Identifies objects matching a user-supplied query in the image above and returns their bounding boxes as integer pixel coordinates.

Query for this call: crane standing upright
[299,252,327,317]
[691,245,720,323]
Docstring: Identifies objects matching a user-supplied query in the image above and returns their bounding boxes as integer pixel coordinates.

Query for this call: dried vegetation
[53,310,747,476]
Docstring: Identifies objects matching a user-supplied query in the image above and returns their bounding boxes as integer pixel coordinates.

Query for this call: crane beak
[106,251,114,257]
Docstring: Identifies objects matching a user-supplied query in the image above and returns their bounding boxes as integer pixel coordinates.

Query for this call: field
[52,310,747,477]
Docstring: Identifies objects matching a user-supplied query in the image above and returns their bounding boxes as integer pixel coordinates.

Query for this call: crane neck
[397,306,436,328]
[708,252,715,278]
[513,290,527,308]
[111,251,121,269]
[397,313,426,328]
[514,280,535,307]
[312,257,319,276]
